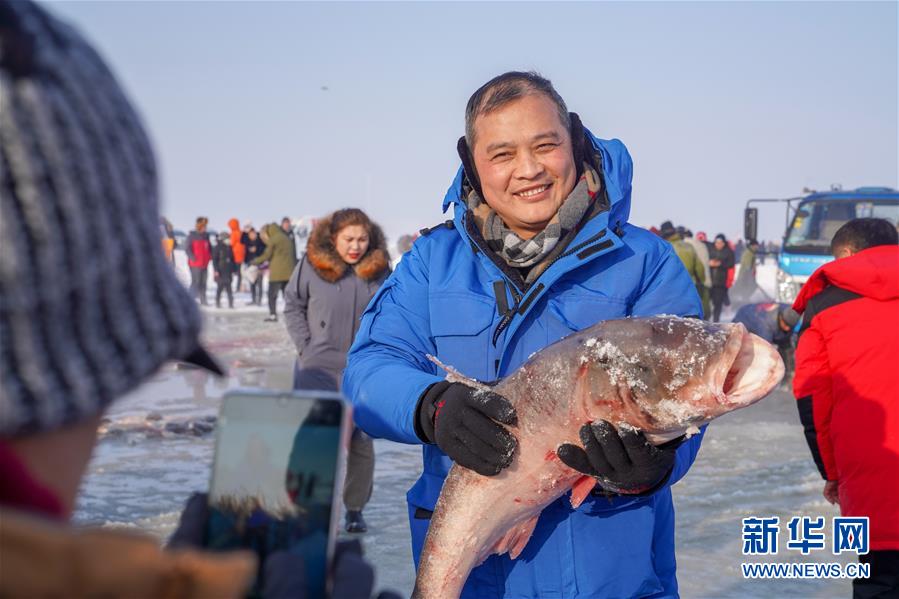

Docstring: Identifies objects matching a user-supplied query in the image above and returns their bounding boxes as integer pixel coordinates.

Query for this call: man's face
[714,239,725,250]
[471,94,577,239]
[281,219,291,232]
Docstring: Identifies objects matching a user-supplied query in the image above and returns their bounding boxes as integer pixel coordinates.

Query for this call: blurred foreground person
[792,218,899,599]
[284,209,390,533]
[708,233,735,322]
[0,3,391,597]
[253,223,297,322]
[344,71,703,598]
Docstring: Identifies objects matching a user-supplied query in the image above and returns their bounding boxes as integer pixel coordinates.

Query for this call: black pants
[250,278,262,305]
[232,263,242,292]
[710,286,730,322]
[854,551,899,599]
[268,280,287,316]
[216,279,233,307]
[189,267,208,305]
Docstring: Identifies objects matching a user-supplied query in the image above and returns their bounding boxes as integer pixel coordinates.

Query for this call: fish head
[573,316,784,435]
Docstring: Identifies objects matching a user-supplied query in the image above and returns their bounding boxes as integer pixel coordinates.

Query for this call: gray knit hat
[0,1,218,436]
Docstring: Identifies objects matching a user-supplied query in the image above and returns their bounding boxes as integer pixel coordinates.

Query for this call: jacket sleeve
[252,240,274,265]
[343,242,444,444]
[283,259,311,356]
[630,240,705,487]
[186,233,195,262]
[793,317,837,480]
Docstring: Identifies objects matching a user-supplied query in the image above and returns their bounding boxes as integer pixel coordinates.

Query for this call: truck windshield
[784,199,899,255]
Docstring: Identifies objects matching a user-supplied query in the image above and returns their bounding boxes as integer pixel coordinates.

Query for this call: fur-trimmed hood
[306,215,390,283]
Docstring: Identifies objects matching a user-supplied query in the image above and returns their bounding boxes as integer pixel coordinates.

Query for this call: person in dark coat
[241,226,265,306]
[792,218,899,598]
[281,217,298,261]
[212,232,235,308]
[731,302,798,379]
[708,233,735,322]
[284,208,390,534]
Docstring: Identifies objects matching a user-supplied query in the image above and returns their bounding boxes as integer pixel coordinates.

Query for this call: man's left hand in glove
[556,420,681,495]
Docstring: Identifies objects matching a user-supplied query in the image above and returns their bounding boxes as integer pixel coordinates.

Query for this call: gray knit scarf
[468,165,602,278]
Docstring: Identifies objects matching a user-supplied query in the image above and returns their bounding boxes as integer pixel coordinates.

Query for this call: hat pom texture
[0,2,202,436]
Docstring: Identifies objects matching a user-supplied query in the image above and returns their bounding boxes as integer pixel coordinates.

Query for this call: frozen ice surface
[75,303,849,597]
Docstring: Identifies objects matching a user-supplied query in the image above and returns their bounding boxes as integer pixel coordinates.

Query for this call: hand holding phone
[202,391,350,598]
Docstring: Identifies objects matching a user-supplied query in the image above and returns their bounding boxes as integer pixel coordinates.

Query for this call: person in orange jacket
[228,218,246,292]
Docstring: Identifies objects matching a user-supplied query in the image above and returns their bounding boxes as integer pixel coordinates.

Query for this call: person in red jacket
[187,216,212,305]
[792,217,899,598]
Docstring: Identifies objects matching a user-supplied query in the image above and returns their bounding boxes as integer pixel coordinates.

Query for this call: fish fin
[491,515,540,561]
[508,516,539,560]
[570,476,596,509]
[426,354,492,391]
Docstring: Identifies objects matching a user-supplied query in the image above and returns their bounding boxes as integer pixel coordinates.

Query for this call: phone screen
[206,391,348,598]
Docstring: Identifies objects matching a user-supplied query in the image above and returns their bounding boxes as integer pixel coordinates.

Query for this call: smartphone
[206,390,351,598]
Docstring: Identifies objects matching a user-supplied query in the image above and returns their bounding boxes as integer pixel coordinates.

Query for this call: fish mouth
[715,323,785,407]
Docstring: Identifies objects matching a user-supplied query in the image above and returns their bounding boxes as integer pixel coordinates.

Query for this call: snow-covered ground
[75,257,852,598]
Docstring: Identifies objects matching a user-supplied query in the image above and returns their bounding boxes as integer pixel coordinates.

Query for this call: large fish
[413,316,784,598]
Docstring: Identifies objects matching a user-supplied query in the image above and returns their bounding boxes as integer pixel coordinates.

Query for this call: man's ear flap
[570,112,589,179]
[457,136,484,199]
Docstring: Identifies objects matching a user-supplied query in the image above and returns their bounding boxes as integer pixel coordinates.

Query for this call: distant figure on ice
[343,71,704,598]
[160,217,177,266]
[281,217,298,261]
[252,223,297,322]
[187,216,212,305]
[792,218,899,598]
[731,302,798,380]
[284,208,391,534]
[659,221,706,314]
[0,4,395,597]
[228,218,245,293]
[242,226,265,306]
[682,228,712,318]
[708,233,735,322]
[732,238,761,303]
[213,231,235,308]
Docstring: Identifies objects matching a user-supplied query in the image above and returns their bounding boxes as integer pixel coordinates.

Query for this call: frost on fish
[412,316,784,599]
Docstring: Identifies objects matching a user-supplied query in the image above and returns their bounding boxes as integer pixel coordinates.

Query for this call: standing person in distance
[282,217,298,261]
[252,223,297,322]
[187,217,212,305]
[682,228,712,318]
[242,226,265,306]
[708,233,735,322]
[212,231,235,309]
[659,221,705,313]
[792,218,899,599]
[228,218,246,293]
[284,208,390,534]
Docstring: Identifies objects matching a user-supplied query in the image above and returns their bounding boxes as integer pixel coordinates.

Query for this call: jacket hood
[442,127,633,228]
[261,223,285,240]
[228,218,240,232]
[306,215,390,283]
[793,245,899,312]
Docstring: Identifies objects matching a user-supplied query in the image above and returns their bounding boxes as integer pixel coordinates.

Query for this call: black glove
[168,493,400,598]
[556,421,681,495]
[415,381,517,476]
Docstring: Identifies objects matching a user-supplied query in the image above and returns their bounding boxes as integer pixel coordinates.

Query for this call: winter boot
[345,510,367,534]
[264,314,278,323]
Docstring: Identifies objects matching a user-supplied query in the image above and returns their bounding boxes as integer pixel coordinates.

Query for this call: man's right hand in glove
[414,381,518,476]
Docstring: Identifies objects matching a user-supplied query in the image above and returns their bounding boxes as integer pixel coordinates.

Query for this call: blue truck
[744,186,899,303]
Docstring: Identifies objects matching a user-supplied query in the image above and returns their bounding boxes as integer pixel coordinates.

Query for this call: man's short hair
[465,71,570,149]
[830,218,898,254]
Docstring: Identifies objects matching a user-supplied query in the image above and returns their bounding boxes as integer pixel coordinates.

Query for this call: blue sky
[48,1,897,242]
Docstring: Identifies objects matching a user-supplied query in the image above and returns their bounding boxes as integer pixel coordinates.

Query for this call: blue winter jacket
[344,132,704,598]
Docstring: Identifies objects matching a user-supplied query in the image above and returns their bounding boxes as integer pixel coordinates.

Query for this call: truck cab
[747,187,899,303]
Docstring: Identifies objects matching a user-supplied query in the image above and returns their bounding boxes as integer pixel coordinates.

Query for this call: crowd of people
[3,3,896,598]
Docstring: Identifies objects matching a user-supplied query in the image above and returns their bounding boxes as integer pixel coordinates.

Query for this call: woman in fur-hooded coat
[283,209,390,530]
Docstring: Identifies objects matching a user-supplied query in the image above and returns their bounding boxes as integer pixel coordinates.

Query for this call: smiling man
[344,72,704,597]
